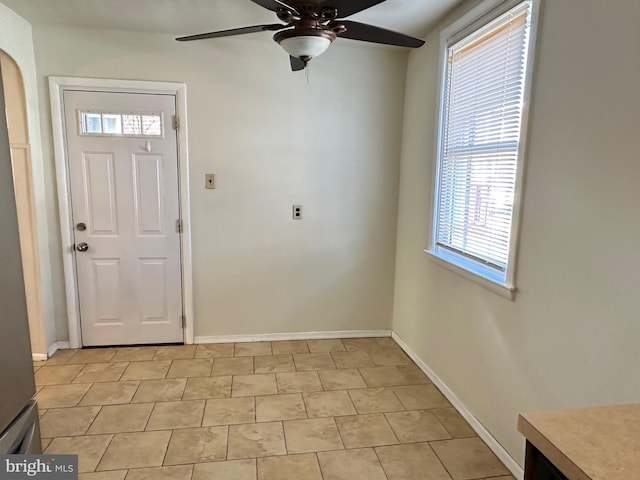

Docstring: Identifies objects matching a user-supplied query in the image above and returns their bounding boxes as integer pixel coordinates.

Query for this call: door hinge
[176,219,183,233]
[181,315,186,329]
[172,115,179,131]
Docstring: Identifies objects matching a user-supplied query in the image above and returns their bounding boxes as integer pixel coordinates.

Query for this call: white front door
[63,90,183,346]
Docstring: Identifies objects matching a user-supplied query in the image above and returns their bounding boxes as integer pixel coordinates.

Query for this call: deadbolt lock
[76,222,87,231]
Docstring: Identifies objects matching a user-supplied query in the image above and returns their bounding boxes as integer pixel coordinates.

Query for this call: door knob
[76,242,89,252]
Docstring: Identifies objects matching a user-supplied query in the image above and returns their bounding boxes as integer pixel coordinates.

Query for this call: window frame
[425,0,540,300]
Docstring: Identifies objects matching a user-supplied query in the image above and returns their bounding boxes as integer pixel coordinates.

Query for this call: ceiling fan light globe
[278,35,332,59]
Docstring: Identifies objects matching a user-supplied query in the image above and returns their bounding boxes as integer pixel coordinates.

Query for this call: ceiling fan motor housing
[273,4,346,63]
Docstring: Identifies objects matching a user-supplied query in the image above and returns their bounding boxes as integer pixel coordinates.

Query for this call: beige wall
[393,0,640,466]
[29,25,407,339]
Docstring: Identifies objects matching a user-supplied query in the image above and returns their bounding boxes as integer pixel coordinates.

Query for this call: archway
[0,50,46,357]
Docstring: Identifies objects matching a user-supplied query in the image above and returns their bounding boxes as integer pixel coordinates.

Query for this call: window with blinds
[431,0,536,289]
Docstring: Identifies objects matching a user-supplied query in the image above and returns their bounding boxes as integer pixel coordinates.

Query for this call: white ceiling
[1,0,462,40]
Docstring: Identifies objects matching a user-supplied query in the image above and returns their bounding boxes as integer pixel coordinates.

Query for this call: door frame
[49,76,194,348]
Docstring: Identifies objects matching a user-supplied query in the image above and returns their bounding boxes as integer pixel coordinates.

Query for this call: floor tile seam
[227,421,284,461]
[281,416,291,456]
[87,407,154,436]
[36,382,94,409]
[333,412,401,449]
[303,390,358,417]
[252,396,257,425]
[347,388,407,415]
[371,445,392,480]
[382,410,453,444]
[36,363,86,385]
[324,415,347,453]
[93,432,117,473]
[48,428,158,438]
[425,440,457,480]
[144,400,162,432]
[313,452,325,480]
[153,351,197,362]
[428,436,515,477]
[127,463,196,479]
[166,360,214,379]
[87,379,142,406]
[160,428,177,468]
[77,405,102,436]
[72,361,129,384]
[67,354,118,366]
[315,450,329,480]
[388,388,406,413]
[256,392,309,423]
[223,423,232,464]
[233,349,273,359]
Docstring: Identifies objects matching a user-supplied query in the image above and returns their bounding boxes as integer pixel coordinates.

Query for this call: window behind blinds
[433,0,533,282]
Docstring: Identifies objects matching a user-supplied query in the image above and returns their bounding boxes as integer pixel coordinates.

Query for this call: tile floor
[33,337,515,480]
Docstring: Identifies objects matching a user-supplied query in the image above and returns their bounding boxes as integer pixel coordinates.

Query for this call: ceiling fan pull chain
[305,63,310,84]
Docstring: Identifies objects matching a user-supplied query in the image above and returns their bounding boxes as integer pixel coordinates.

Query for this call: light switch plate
[205,174,215,189]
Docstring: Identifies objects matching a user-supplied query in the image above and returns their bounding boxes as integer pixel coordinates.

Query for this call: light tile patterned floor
[33,338,515,480]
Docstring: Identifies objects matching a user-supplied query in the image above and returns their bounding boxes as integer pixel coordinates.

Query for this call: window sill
[424,250,516,301]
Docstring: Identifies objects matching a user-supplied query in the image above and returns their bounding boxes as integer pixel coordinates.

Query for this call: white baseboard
[45,341,70,359]
[391,331,524,480]
[32,353,48,362]
[195,330,392,344]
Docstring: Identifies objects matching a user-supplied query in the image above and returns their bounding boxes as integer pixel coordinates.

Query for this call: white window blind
[433,0,533,283]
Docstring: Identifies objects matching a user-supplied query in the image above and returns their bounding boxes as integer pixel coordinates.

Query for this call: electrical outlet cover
[205,173,215,189]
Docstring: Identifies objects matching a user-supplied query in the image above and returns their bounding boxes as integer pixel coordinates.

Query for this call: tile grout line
[332,415,348,452]
[160,429,175,468]
[314,452,325,480]
[426,440,456,480]
[224,425,230,462]
[93,432,116,473]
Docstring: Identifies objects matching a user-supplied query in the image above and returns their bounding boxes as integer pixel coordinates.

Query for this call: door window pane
[79,111,163,137]
[123,114,142,135]
[82,113,103,134]
[142,115,162,136]
[102,114,122,134]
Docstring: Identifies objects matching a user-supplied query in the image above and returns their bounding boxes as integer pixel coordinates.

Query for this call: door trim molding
[49,76,194,348]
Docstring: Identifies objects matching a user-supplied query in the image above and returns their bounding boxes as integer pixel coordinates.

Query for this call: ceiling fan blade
[290,56,306,71]
[250,0,300,15]
[335,20,425,48]
[321,0,386,18]
[176,24,287,41]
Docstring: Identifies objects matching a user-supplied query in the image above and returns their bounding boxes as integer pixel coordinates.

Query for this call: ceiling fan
[176,0,425,71]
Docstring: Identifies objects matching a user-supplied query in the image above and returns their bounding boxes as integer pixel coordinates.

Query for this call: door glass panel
[83,113,103,134]
[142,115,162,136]
[123,114,142,135]
[102,114,122,134]
[79,111,163,138]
